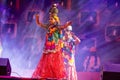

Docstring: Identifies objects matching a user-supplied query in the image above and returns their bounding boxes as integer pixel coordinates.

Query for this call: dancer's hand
[35,14,39,18]
[62,21,72,29]
[66,21,72,26]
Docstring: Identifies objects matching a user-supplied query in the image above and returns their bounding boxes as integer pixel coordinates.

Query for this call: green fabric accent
[53,30,60,43]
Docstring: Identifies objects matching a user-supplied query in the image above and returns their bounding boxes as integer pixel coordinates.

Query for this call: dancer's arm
[72,33,81,45]
[35,14,47,28]
[59,21,72,30]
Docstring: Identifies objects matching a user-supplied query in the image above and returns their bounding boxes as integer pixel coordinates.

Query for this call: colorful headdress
[49,4,60,24]
[49,4,58,16]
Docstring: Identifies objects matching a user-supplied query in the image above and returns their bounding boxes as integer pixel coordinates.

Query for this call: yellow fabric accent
[69,59,74,64]
[52,15,60,24]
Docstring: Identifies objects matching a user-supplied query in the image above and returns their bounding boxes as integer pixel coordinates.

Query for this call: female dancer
[32,4,71,79]
[62,25,81,80]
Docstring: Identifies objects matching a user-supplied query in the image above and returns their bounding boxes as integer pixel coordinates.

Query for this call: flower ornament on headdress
[49,4,58,17]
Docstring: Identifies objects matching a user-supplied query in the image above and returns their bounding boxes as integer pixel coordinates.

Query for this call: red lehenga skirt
[32,50,66,79]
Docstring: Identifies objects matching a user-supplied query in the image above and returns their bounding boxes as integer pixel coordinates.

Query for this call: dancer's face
[49,17,56,25]
[66,30,71,35]
[65,30,72,39]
